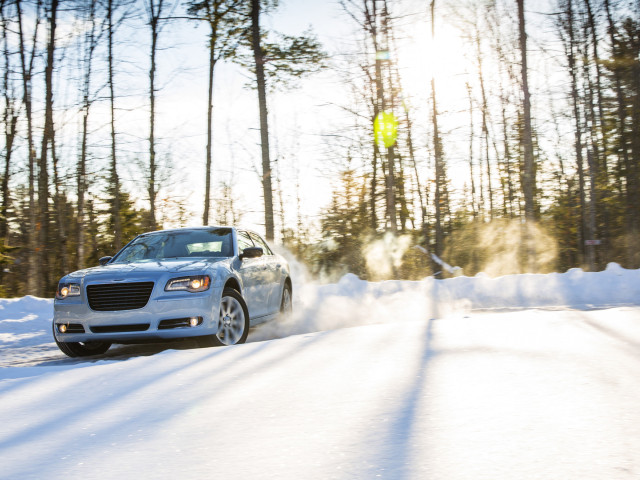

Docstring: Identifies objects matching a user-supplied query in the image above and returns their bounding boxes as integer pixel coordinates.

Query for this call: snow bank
[253,263,640,340]
[0,296,54,349]
[436,262,640,310]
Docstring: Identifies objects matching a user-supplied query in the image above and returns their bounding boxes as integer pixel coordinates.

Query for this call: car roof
[139,226,266,238]
[134,226,229,236]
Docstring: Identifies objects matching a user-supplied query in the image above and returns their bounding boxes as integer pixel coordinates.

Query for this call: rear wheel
[53,323,112,358]
[280,283,292,317]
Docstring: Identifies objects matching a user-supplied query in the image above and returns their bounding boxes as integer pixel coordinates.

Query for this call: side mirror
[239,247,263,260]
[99,256,113,266]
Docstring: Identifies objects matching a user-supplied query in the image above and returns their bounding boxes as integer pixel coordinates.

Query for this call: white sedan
[52,227,292,357]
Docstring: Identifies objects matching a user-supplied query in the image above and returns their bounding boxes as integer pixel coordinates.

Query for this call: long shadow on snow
[576,311,640,357]
[0,337,270,451]
[1,325,267,371]
[364,311,640,479]
[4,333,325,479]
[360,318,436,479]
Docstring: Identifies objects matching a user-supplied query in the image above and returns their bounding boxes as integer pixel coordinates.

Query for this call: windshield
[111,228,233,264]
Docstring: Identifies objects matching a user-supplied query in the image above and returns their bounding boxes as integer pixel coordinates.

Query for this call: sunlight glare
[396,18,471,110]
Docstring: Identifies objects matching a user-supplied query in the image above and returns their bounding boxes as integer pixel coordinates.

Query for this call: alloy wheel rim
[217,296,245,345]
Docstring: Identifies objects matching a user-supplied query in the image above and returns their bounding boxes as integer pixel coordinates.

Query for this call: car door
[236,230,269,318]
[249,232,282,315]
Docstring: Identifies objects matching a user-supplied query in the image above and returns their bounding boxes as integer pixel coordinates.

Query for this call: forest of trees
[0,0,639,296]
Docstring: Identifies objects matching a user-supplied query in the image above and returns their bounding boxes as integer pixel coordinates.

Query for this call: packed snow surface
[1,264,640,479]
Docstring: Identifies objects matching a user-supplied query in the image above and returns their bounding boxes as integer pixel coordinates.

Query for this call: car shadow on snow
[2,326,270,369]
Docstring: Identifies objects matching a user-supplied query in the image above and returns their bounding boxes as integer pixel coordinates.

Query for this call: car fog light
[189,317,198,327]
[59,324,67,333]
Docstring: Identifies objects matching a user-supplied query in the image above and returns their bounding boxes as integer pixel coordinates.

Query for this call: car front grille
[86,282,155,311]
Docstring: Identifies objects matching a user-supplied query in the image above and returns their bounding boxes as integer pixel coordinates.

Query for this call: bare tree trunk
[378,80,397,233]
[517,0,536,271]
[51,2,69,276]
[370,145,379,231]
[466,82,477,218]
[562,0,588,267]
[52,137,68,274]
[38,0,59,293]
[502,120,515,217]
[380,0,397,233]
[203,18,216,225]
[404,104,427,236]
[16,0,39,294]
[384,145,398,233]
[366,44,380,232]
[581,44,600,269]
[476,26,493,219]
[0,2,18,244]
[430,0,444,259]
[500,84,515,217]
[584,0,610,262]
[494,36,516,218]
[250,0,274,241]
[77,0,98,270]
[518,0,535,222]
[586,148,598,268]
[147,0,164,231]
[388,21,409,232]
[107,0,122,250]
[87,197,98,259]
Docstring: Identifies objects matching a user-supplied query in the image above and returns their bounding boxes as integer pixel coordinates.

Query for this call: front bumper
[53,287,222,344]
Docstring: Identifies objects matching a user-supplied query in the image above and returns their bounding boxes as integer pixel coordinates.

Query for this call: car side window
[249,232,273,256]
[237,231,254,255]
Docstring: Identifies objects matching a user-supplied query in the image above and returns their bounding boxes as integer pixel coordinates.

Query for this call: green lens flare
[374,111,398,148]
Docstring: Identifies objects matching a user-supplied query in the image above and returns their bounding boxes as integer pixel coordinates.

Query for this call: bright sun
[396,19,472,111]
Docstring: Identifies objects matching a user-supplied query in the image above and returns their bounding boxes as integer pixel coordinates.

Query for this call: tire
[53,323,112,358]
[198,288,250,347]
[280,282,292,317]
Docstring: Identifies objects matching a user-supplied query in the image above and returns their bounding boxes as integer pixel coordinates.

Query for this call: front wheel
[199,288,250,347]
[53,323,112,358]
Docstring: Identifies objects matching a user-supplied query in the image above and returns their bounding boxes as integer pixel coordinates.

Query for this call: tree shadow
[365,318,436,479]
[1,330,328,479]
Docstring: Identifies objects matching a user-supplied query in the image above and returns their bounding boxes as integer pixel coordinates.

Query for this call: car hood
[64,258,229,280]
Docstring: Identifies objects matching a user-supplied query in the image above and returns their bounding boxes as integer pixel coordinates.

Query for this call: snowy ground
[1,264,639,479]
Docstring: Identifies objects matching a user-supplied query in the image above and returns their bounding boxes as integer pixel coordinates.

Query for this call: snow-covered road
[1,266,640,479]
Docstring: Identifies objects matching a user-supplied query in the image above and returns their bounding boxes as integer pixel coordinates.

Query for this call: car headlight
[165,275,211,293]
[56,283,81,299]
